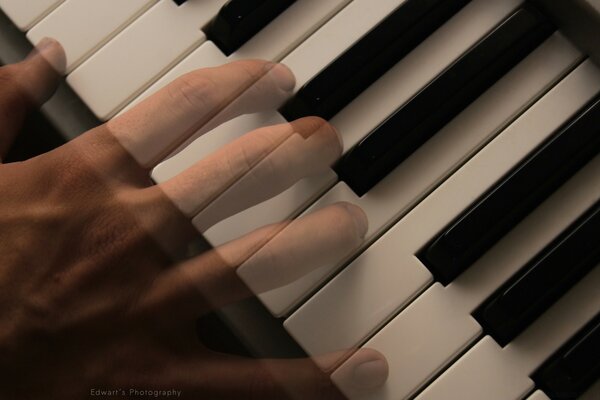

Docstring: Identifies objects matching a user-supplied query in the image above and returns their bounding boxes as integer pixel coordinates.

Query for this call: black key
[204,0,296,55]
[473,202,600,346]
[173,0,186,6]
[533,314,600,399]
[419,94,600,285]
[279,0,470,121]
[335,5,555,196]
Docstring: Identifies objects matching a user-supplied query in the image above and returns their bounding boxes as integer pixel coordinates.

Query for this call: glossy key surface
[475,202,600,346]
[280,0,470,121]
[422,95,600,285]
[335,5,555,196]
[534,314,600,399]
[205,0,296,55]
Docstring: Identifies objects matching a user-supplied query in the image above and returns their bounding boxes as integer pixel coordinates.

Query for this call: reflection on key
[421,95,600,285]
[534,314,600,399]
[474,201,600,346]
[205,0,296,55]
[335,5,555,196]
[279,0,470,121]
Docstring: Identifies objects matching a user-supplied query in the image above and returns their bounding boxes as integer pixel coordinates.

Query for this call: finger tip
[341,202,369,239]
[332,348,389,393]
[32,37,67,75]
[268,62,296,92]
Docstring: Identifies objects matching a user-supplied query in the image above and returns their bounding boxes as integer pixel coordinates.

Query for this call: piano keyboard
[2,0,598,398]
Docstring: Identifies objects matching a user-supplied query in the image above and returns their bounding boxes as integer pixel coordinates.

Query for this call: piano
[0,0,598,398]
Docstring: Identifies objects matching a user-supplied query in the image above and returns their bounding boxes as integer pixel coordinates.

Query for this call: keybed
[3,0,599,398]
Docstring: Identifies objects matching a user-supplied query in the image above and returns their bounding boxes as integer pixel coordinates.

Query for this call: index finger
[105,60,295,169]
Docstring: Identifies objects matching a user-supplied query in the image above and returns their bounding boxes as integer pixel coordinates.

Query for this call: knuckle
[167,73,217,111]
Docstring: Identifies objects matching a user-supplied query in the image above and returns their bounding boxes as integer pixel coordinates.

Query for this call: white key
[525,391,551,400]
[329,60,600,400]
[0,0,63,30]
[416,265,600,400]
[251,32,581,318]
[27,0,157,72]
[418,337,535,400]
[67,0,226,120]
[580,379,600,400]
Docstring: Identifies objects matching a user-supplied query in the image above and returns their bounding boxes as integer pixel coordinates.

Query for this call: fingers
[0,38,65,160]
[170,349,387,400]
[106,60,295,168]
[160,116,341,224]
[137,202,367,320]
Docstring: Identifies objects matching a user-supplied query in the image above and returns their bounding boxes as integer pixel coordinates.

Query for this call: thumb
[0,37,65,159]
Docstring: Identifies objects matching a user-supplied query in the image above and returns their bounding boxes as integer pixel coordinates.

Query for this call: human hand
[0,40,387,399]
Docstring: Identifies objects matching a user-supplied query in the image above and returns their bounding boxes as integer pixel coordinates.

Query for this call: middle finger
[106,60,295,168]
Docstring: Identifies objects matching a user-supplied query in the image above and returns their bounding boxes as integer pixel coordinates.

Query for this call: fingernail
[265,62,296,92]
[352,360,388,389]
[36,37,56,51]
[343,203,368,239]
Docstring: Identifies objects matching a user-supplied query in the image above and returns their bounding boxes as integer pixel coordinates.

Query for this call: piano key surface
[0,0,64,30]
[335,5,555,196]
[333,153,600,399]
[67,0,227,120]
[284,32,583,357]
[329,59,600,399]
[26,0,157,72]
[415,266,600,400]
[252,31,583,318]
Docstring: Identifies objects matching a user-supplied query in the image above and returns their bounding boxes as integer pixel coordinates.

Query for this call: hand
[0,39,388,399]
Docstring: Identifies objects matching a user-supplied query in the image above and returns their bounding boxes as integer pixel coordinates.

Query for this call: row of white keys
[200,0,527,252]
[328,60,600,400]
[0,0,64,30]
[149,0,410,239]
[249,28,581,318]
[282,32,583,349]
[415,265,600,400]
[67,0,227,120]
[27,0,158,72]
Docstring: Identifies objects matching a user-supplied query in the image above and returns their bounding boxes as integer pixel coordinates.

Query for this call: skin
[0,39,388,399]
